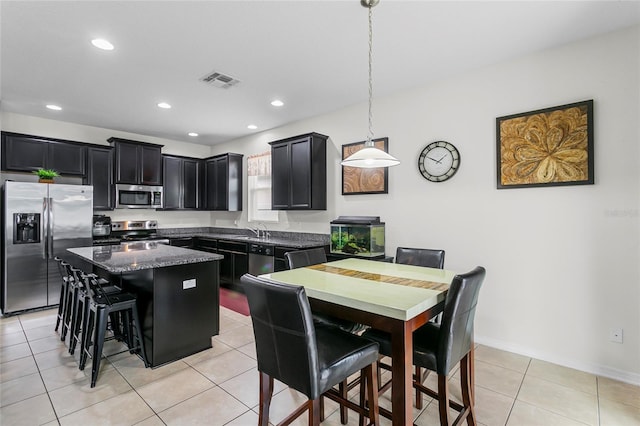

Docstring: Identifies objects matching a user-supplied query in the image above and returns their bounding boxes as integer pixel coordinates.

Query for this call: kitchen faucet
[247,226,260,238]
[259,223,270,239]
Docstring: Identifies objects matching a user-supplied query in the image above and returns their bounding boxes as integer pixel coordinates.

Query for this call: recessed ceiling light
[188,132,199,137]
[91,38,114,51]
[157,102,171,109]
[270,99,284,107]
[247,124,258,130]
[46,104,62,111]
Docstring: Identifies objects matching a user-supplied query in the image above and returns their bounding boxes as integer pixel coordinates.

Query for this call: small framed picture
[496,100,594,189]
[342,138,389,195]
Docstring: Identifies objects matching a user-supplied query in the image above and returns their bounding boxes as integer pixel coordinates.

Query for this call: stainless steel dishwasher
[248,243,275,275]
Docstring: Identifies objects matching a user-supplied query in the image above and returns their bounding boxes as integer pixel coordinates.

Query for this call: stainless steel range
[110,220,170,244]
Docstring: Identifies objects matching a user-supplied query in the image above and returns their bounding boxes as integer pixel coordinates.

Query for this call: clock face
[418,141,460,182]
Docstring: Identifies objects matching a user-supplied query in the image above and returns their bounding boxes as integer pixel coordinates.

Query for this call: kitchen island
[66,242,223,367]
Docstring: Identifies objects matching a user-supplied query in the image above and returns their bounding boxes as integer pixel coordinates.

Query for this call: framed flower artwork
[496,100,594,189]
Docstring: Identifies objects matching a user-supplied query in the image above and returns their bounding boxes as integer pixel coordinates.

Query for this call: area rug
[220,287,250,316]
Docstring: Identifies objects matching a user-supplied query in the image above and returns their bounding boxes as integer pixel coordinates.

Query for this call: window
[247,152,279,223]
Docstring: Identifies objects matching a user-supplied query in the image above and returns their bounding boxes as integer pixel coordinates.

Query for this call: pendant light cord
[366,3,374,147]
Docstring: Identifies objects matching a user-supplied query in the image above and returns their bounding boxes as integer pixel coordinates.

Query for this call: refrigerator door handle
[47,197,54,258]
[42,197,49,259]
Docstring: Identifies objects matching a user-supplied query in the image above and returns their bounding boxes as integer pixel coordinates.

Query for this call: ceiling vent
[200,71,240,89]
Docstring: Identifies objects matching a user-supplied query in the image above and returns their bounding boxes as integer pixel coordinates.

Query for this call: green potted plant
[33,168,59,183]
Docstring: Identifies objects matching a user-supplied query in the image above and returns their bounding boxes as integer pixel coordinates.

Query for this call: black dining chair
[362,266,486,425]
[284,248,365,424]
[395,247,445,269]
[240,273,380,426]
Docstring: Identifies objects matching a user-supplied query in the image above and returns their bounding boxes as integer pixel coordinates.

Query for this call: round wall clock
[418,141,461,182]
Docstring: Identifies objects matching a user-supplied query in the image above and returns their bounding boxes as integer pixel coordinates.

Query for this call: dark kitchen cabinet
[204,153,243,211]
[162,155,202,209]
[270,132,327,210]
[170,237,194,248]
[109,137,163,185]
[84,146,114,210]
[1,132,86,176]
[216,240,248,290]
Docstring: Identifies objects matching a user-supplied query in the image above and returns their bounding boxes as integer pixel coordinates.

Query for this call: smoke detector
[200,71,240,89]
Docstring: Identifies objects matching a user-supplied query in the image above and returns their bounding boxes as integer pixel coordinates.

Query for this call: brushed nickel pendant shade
[341,0,400,168]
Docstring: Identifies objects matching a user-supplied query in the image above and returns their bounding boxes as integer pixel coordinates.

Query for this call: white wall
[211,25,640,384]
[2,25,638,384]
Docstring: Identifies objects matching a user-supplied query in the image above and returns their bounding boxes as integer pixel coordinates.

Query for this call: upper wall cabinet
[162,155,203,210]
[269,132,328,210]
[108,137,163,185]
[204,153,243,211]
[84,146,114,210]
[1,132,86,176]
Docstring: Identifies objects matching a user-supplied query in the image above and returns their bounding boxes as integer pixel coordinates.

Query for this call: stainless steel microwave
[115,184,163,209]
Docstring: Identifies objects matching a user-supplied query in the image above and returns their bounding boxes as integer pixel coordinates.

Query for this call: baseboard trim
[474,334,640,386]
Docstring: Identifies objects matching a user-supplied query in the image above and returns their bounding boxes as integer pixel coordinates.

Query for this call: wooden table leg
[390,320,413,426]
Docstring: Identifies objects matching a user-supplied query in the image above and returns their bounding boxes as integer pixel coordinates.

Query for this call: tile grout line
[502,355,531,425]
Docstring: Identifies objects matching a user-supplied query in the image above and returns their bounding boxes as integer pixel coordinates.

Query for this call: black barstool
[54,257,70,333]
[79,274,148,387]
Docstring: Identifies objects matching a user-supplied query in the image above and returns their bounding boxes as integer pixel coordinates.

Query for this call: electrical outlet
[610,328,623,343]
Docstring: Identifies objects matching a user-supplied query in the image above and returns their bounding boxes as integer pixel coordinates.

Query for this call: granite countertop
[68,242,223,273]
[159,228,330,249]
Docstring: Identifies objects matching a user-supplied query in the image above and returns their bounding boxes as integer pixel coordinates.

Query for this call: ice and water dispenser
[13,213,41,244]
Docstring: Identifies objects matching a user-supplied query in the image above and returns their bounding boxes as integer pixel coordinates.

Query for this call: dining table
[260,257,457,426]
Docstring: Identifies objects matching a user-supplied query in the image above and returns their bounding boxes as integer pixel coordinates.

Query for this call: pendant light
[341,0,400,168]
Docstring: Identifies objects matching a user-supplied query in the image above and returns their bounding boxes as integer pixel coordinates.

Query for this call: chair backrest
[436,266,485,375]
[284,248,327,270]
[396,247,445,269]
[240,273,321,399]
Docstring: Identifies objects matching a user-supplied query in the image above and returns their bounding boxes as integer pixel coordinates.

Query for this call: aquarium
[330,216,385,258]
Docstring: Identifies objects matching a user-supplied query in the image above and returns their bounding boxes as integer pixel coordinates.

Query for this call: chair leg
[460,354,477,426]
[79,309,94,370]
[90,308,109,388]
[339,379,348,424]
[130,305,149,367]
[309,398,321,426]
[364,363,379,426]
[437,373,450,426]
[258,371,274,426]
[415,366,423,409]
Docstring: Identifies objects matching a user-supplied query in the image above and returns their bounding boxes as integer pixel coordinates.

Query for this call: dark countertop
[158,228,330,249]
[68,242,223,273]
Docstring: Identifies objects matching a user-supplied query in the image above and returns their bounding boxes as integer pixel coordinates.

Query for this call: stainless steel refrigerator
[2,181,93,314]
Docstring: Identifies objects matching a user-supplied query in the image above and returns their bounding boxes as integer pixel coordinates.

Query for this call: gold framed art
[342,137,389,195]
[496,100,594,189]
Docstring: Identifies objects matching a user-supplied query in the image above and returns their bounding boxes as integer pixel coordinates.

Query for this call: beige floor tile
[0,354,38,383]
[447,378,514,426]
[19,310,58,330]
[133,415,166,426]
[159,386,249,425]
[0,318,23,336]
[507,400,589,426]
[0,330,27,348]
[181,340,233,366]
[221,307,252,325]
[474,345,531,373]
[224,410,260,425]
[29,334,67,354]
[215,324,255,349]
[415,399,459,426]
[58,390,155,426]
[264,387,340,426]
[34,346,80,371]
[0,393,57,426]
[599,396,640,426]
[25,324,60,342]
[136,367,214,412]
[112,352,188,388]
[48,367,133,417]
[41,361,114,392]
[463,359,524,398]
[0,342,32,363]
[526,359,597,395]
[191,348,256,384]
[598,376,640,409]
[0,371,47,408]
[517,375,597,425]
[237,341,257,359]
[219,314,246,333]
[218,368,287,408]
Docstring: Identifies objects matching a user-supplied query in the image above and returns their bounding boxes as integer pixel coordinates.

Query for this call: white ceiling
[2,1,639,146]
